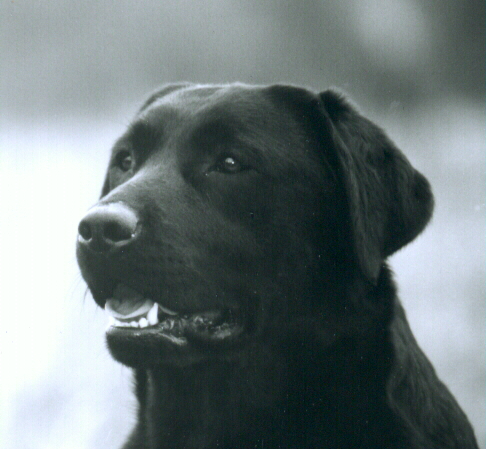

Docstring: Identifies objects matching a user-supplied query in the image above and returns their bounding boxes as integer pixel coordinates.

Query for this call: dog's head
[76,83,433,367]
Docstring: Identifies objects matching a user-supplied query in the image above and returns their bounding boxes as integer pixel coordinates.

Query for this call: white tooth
[106,316,116,330]
[147,303,159,325]
[114,319,125,327]
[130,321,139,328]
[139,318,148,328]
[158,304,178,316]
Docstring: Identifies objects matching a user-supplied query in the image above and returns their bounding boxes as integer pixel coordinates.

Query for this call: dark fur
[76,83,478,448]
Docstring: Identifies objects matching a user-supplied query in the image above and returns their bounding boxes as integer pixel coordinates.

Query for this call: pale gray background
[0,1,484,448]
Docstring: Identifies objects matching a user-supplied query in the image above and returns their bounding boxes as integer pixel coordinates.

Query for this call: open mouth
[104,284,243,345]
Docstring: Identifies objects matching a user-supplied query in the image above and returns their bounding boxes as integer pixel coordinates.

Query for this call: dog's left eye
[115,150,134,172]
[215,156,247,174]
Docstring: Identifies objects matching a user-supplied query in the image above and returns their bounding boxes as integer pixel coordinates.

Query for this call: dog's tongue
[105,284,154,319]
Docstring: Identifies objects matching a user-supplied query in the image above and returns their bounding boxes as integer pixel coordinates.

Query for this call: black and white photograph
[1,1,484,448]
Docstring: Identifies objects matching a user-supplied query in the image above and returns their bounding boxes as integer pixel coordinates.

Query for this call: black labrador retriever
[76,83,478,449]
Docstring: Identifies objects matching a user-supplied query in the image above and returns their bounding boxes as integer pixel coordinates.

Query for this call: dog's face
[76,83,433,367]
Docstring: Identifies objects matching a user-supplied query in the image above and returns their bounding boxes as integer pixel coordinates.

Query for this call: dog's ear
[319,90,434,282]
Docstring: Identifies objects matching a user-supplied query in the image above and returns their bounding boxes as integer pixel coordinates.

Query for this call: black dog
[76,83,478,449]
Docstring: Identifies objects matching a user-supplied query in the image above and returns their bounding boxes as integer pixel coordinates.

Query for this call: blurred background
[0,1,484,447]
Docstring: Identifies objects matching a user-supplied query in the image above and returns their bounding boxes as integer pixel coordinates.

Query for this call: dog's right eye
[115,150,134,172]
[213,155,250,175]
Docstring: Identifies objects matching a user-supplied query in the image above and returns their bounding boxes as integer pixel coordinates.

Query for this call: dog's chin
[104,306,246,368]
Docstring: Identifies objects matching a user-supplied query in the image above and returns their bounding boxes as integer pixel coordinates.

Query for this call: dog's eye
[216,156,246,174]
[115,150,134,172]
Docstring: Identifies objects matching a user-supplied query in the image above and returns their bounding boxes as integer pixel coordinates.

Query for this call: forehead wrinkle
[124,119,164,157]
[133,85,324,180]
[187,121,236,157]
[127,119,161,140]
[140,85,226,119]
[183,91,322,177]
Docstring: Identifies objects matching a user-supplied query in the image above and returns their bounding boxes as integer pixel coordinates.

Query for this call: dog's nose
[78,203,139,252]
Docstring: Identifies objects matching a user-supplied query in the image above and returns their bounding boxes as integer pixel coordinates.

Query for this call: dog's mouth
[104,284,244,346]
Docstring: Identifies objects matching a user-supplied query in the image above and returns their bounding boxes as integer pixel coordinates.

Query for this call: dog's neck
[126,274,405,449]
[135,330,400,449]
[142,345,289,449]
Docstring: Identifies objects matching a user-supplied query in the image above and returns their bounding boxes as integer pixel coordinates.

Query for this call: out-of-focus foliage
[0,1,483,448]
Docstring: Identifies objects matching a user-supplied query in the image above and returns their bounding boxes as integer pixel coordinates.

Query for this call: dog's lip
[104,284,244,345]
[106,307,244,346]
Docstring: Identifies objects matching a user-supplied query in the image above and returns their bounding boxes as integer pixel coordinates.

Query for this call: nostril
[104,220,135,243]
[78,220,92,241]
